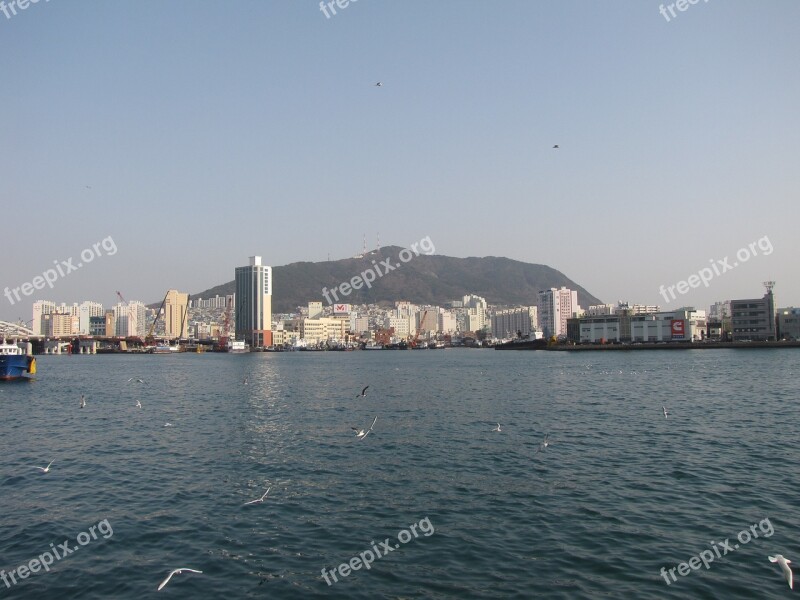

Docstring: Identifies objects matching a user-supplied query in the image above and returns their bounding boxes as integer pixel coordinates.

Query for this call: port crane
[410,309,430,348]
[218,296,233,349]
[145,291,170,344]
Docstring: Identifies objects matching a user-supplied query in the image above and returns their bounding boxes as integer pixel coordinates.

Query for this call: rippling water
[1,349,799,599]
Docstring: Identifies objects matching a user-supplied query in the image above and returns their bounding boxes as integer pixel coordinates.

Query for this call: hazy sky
[2,1,798,323]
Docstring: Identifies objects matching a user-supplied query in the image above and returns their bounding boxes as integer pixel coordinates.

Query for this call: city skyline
[2,2,798,323]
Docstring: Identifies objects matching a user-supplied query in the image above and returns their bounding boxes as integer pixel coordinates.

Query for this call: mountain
[189,247,602,313]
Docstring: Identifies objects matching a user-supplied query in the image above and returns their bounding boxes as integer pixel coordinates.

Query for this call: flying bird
[136,399,142,409]
[243,487,271,506]
[164,423,174,427]
[353,416,378,440]
[356,386,369,398]
[552,145,559,149]
[536,434,550,453]
[663,406,669,419]
[375,82,383,87]
[34,460,54,473]
[127,377,145,383]
[80,395,86,409]
[769,555,793,589]
[492,423,501,432]
[157,568,203,591]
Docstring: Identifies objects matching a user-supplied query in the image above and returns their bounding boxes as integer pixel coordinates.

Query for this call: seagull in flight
[356,385,369,398]
[136,399,142,409]
[127,377,145,383]
[492,423,501,432]
[80,394,86,409]
[663,406,669,419]
[375,82,383,87]
[34,460,54,473]
[536,434,550,453]
[157,568,203,591]
[243,486,271,506]
[769,555,793,589]
[352,416,377,440]
[164,422,174,427]
[552,144,559,149]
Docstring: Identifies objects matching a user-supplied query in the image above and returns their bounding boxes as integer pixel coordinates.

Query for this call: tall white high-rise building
[32,300,57,335]
[114,301,146,337]
[538,287,580,338]
[235,256,273,347]
[78,301,105,335]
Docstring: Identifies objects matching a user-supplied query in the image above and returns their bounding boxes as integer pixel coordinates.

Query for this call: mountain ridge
[186,247,603,313]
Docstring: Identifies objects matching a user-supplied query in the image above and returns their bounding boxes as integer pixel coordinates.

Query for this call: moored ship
[0,339,36,381]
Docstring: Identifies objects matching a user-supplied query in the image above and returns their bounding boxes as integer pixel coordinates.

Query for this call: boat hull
[0,355,36,381]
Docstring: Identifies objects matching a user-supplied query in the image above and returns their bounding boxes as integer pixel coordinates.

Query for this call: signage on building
[671,319,686,339]
[333,304,351,314]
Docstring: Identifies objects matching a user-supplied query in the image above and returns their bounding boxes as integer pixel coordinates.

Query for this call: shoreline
[544,341,800,351]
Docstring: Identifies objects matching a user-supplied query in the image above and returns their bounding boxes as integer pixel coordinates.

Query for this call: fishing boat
[0,339,36,381]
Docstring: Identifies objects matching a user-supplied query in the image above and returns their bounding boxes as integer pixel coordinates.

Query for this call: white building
[708,301,731,321]
[491,306,538,339]
[32,300,57,335]
[235,256,273,347]
[538,287,580,338]
[576,308,706,343]
[438,311,458,334]
[308,301,323,320]
[351,315,369,335]
[385,315,412,338]
[78,301,105,335]
[114,301,146,337]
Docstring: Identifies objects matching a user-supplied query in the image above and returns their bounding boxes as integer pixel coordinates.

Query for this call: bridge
[0,320,35,338]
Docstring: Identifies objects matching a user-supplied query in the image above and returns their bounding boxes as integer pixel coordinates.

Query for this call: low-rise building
[731,288,775,341]
[777,307,800,340]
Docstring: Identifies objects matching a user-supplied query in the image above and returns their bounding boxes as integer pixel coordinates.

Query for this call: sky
[1,0,798,323]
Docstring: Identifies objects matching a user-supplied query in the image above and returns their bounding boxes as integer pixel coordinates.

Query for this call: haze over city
[2,1,798,321]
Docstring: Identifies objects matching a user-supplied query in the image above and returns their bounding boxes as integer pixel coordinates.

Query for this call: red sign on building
[671,319,685,339]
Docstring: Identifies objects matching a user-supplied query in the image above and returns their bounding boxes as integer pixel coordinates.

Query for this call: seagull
[34,460,54,473]
[353,416,378,440]
[492,423,501,432]
[164,422,174,427]
[536,434,550,452]
[127,378,145,383]
[356,385,369,398]
[80,395,86,409]
[553,144,559,149]
[243,486,271,506]
[136,399,142,409]
[663,406,669,419]
[157,568,203,591]
[375,82,383,87]
[769,555,793,589]
[243,377,248,385]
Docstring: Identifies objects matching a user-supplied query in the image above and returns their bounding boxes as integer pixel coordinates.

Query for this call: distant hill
[188,247,602,313]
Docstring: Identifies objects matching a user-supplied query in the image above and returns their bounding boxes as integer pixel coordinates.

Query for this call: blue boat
[0,340,36,381]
